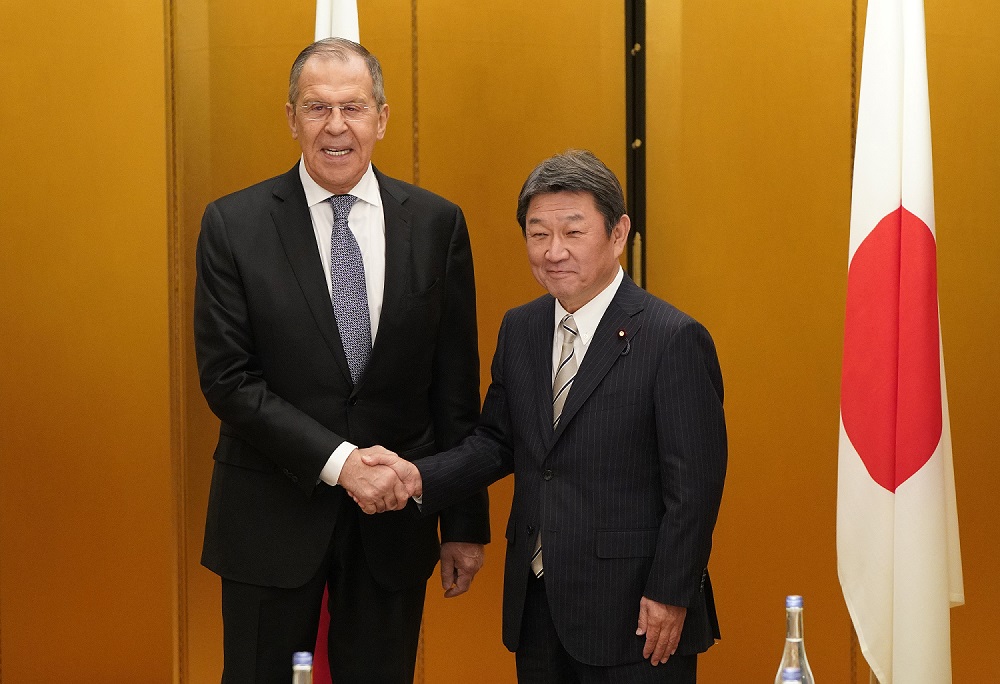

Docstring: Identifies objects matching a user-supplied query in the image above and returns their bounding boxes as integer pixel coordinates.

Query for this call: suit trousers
[220,504,426,684]
[515,574,697,684]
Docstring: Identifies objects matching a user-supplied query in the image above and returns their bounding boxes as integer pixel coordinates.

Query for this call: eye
[308,103,328,114]
[342,104,363,115]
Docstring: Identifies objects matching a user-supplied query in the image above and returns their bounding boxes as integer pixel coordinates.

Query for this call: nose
[546,234,569,261]
[323,108,349,134]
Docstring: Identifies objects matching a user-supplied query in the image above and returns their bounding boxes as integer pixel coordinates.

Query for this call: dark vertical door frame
[625,0,646,288]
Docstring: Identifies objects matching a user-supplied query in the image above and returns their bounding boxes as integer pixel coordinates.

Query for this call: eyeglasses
[298,102,373,122]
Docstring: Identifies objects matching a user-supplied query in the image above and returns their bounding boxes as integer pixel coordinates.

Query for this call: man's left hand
[636,597,686,665]
[439,542,485,598]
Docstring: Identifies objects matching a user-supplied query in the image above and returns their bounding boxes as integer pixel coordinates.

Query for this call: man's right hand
[338,446,411,514]
[360,450,423,503]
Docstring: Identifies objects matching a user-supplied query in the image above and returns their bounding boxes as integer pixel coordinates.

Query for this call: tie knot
[328,194,358,222]
[560,314,578,337]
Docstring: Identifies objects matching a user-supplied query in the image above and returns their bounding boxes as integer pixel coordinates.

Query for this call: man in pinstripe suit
[363,150,727,682]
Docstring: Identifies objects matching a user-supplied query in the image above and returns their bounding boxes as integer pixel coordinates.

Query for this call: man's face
[285,54,389,195]
[524,191,629,313]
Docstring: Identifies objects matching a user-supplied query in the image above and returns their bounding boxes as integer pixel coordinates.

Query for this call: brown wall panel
[3,0,995,681]
[925,1,1000,680]
[413,3,623,681]
[648,1,1000,681]
[648,1,855,679]
[171,1,425,681]
[0,0,176,680]
[172,2,623,681]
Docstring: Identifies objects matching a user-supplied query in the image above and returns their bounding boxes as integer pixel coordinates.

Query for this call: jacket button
[543,469,553,481]
[348,397,358,407]
[527,526,535,535]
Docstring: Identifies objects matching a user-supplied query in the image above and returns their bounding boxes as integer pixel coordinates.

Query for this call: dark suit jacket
[416,275,726,666]
[194,163,490,591]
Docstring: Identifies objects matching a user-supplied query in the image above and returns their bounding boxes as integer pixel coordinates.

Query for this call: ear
[286,102,299,140]
[376,103,390,141]
[611,214,631,258]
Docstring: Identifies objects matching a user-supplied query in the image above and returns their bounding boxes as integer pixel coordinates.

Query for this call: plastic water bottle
[292,651,313,684]
[774,595,815,684]
[781,666,804,683]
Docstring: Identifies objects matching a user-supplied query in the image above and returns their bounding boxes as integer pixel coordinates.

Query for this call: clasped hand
[338,446,423,514]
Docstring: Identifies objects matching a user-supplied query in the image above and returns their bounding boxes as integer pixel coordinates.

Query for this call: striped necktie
[531,313,579,578]
[328,194,370,385]
[552,314,579,428]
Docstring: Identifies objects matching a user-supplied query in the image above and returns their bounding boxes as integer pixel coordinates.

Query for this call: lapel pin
[618,329,631,356]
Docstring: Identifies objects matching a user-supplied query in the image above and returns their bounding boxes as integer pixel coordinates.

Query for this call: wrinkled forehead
[297,53,373,95]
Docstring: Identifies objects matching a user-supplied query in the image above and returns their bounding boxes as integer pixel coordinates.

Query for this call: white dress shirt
[552,267,625,381]
[298,160,385,486]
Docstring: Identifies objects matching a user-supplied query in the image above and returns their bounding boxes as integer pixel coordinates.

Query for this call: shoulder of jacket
[211,167,297,212]
[501,294,553,327]
[376,169,461,213]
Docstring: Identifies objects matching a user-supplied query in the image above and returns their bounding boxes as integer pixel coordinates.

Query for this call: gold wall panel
[170,1,622,681]
[0,0,177,680]
[648,1,1000,681]
[2,0,996,681]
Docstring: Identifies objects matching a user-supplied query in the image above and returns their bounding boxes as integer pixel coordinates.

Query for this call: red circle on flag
[841,206,942,492]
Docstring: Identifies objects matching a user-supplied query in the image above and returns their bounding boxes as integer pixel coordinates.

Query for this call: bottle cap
[785,595,803,608]
[782,666,802,681]
[293,651,313,666]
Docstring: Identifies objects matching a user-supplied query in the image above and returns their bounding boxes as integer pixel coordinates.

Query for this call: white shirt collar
[298,158,382,210]
[554,267,625,347]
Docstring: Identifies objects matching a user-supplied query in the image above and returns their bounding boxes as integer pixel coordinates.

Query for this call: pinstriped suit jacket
[417,275,727,666]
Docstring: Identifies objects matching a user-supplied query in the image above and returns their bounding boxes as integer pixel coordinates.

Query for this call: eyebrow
[526,212,587,225]
[302,99,368,105]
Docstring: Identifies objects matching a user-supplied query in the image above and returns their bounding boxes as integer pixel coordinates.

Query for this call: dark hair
[516,150,626,237]
[288,37,385,107]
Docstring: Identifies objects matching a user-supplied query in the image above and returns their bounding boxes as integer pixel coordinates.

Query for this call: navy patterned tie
[328,194,370,385]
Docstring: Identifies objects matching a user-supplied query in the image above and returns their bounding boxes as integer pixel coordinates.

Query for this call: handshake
[339,446,424,515]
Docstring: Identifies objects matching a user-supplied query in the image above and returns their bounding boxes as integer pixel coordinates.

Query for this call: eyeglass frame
[297,101,378,123]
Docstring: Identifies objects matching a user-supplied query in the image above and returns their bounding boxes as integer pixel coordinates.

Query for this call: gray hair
[516,150,626,237]
[288,38,386,108]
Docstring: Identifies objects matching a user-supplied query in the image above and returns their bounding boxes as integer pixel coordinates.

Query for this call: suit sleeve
[418,312,515,516]
[194,201,344,494]
[645,320,727,606]
[428,206,492,544]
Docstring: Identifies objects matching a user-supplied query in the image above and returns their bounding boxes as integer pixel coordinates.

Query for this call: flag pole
[850,623,858,682]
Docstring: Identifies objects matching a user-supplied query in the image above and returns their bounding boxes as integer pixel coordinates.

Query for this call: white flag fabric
[315,0,359,42]
[838,0,964,682]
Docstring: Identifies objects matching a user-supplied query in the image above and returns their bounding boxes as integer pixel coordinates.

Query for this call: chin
[549,289,575,304]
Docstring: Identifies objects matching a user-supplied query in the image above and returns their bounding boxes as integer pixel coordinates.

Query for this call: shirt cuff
[319,441,357,486]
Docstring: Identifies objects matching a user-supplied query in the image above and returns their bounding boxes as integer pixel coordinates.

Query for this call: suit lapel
[270,164,353,385]
[550,276,646,445]
[531,298,558,456]
[370,169,411,373]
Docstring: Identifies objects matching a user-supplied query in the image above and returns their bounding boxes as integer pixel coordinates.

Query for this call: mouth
[322,147,350,158]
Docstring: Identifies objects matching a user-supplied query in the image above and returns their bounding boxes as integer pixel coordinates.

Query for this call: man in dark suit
[363,150,727,682]
[194,38,489,683]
